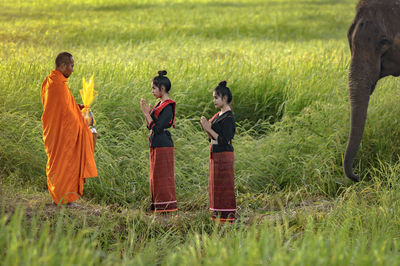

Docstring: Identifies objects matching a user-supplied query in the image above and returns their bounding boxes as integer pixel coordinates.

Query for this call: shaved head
[55,52,73,68]
[55,52,74,78]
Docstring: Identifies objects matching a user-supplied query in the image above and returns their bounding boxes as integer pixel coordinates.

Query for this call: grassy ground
[2,0,400,265]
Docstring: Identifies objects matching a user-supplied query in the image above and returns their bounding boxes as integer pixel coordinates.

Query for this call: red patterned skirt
[209,151,236,222]
[149,147,177,212]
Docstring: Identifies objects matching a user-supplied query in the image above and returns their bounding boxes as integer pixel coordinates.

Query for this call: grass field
[2,0,400,265]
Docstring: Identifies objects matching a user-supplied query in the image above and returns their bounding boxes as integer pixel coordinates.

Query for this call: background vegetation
[2,0,400,265]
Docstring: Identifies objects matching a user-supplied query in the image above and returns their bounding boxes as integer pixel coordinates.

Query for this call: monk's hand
[140,99,150,115]
[78,103,85,110]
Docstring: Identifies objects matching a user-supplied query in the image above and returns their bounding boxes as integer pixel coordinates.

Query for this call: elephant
[344,0,400,181]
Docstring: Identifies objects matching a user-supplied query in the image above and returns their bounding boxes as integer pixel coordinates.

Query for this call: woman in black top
[201,81,236,222]
[140,70,177,212]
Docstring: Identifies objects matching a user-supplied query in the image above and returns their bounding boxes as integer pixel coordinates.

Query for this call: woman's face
[213,91,227,109]
[151,82,163,98]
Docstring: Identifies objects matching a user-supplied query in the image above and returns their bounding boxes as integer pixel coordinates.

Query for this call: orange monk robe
[41,70,97,204]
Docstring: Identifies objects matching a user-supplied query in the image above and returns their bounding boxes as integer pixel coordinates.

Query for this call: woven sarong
[209,151,236,222]
[149,147,177,212]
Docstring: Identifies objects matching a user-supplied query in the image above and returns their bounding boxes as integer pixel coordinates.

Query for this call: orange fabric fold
[41,70,97,204]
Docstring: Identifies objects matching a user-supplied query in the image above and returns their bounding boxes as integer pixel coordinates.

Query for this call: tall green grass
[2,0,400,264]
[0,0,363,201]
[3,166,400,265]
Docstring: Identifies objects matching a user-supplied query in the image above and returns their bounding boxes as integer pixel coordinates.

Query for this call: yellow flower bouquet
[80,75,97,127]
[80,75,98,148]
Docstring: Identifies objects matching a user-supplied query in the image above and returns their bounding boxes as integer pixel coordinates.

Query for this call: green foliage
[4,168,400,265]
[2,0,400,264]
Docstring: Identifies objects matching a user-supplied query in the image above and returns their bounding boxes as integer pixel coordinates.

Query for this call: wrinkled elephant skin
[345,0,400,181]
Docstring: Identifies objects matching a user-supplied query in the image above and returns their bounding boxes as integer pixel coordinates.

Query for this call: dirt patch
[0,184,335,228]
[0,184,104,219]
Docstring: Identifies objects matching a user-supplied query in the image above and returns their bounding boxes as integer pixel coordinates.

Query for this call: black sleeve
[149,104,173,134]
[217,116,235,145]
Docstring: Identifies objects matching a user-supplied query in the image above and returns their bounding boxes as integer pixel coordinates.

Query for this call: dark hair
[214,80,232,104]
[55,52,73,68]
[152,70,171,92]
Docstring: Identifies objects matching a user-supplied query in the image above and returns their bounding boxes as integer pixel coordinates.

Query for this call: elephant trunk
[344,61,374,182]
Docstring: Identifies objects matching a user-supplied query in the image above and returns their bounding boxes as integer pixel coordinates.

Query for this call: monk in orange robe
[41,52,97,205]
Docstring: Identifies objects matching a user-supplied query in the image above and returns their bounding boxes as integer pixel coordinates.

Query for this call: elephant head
[344,0,400,181]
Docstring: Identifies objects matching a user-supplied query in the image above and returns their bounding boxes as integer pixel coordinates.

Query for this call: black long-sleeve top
[147,104,174,147]
[209,110,236,153]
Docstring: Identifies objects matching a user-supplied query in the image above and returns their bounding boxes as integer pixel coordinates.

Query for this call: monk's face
[151,82,165,99]
[59,57,74,78]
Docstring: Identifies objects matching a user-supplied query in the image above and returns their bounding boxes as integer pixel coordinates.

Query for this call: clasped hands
[138,99,212,134]
[140,98,151,115]
[200,116,211,132]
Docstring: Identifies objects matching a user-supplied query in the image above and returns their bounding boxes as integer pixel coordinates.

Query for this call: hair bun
[158,70,167,76]
[218,81,227,87]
